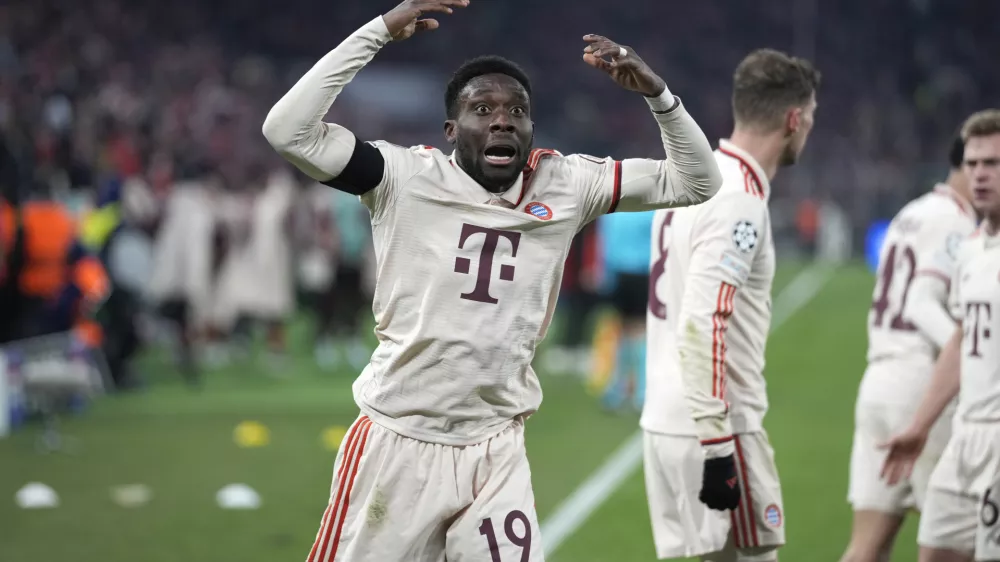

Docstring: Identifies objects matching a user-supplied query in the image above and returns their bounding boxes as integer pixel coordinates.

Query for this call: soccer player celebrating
[882,109,1000,562]
[841,137,977,562]
[262,1,723,560]
[641,49,819,561]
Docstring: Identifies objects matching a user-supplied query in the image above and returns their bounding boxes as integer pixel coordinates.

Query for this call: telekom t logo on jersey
[454,223,521,304]
[966,301,993,357]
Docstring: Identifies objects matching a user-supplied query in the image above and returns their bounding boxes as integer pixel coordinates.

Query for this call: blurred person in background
[0,189,109,353]
[542,224,602,377]
[80,175,159,389]
[221,166,297,366]
[881,109,1000,562]
[145,164,222,383]
[293,182,340,368]
[841,135,976,562]
[326,187,375,371]
[642,49,819,561]
[597,209,654,412]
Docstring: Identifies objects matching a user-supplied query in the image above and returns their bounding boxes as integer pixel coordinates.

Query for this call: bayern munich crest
[764,504,783,528]
[732,220,758,253]
[525,202,554,221]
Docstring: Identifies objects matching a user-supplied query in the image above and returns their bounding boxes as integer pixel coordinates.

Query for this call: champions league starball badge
[732,220,758,253]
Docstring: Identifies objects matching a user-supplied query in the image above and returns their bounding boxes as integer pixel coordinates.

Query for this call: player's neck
[986,215,1000,237]
[455,158,517,194]
[727,129,782,181]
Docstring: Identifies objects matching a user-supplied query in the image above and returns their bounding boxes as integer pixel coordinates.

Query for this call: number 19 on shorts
[480,510,532,562]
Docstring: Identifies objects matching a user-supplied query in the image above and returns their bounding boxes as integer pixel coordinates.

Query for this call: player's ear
[444,120,457,144]
[785,107,802,138]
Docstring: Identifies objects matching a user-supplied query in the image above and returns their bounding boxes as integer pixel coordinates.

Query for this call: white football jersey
[951,227,1000,423]
[261,16,723,445]
[641,140,774,444]
[356,143,716,445]
[866,184,977,365]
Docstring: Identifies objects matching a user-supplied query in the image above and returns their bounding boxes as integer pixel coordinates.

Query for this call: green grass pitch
[0,263,922,561]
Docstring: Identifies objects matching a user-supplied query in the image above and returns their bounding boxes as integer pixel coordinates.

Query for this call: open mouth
[484,144,517,166]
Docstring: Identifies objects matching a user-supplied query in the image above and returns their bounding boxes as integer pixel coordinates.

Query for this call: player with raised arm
[840,137,978,562]
[641,49,819,561]
[882,109,1000,562]
[262,1,723,560]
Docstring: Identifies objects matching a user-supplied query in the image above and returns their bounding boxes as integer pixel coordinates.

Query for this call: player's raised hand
[383,0,470,41]
[879,426,929,486]
[582,35,667,98]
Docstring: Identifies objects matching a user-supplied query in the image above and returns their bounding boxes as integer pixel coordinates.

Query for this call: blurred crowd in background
[0,0,996,390]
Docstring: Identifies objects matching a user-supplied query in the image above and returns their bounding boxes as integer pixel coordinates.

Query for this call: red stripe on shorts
[729,509,744,548]
[328,420,373,560]
[735,436,760,547]
[308,419,364,562]
[311,417,371,562]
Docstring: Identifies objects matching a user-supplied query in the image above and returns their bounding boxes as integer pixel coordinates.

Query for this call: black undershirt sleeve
[321,136,385,195]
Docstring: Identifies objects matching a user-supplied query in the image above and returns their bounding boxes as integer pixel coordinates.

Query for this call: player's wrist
[644,86,677,114]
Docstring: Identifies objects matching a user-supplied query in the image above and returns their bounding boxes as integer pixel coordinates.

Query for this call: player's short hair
[445,55,532,119]
[948,137,965,169]
[731,48,821,130]
[961,109,1000,141]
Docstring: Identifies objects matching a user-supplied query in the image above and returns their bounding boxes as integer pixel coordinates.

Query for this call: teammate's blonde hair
[961,109,1000,141]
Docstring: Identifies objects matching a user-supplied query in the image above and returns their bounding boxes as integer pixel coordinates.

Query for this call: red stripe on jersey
[722,285,736,398]
[742,165,764,200]
[735,436,760,547]
[328,420,373,561]
[701,436,735,446]
[312,417,371,562]
[520,149,559,205]
[712,283,737,398]
[720,147,765,199]
[608,160,623,213]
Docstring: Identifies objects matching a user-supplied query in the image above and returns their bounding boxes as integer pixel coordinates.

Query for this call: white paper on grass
[111,484,153,508]
[216,484,261,510]
[15,483,59,509]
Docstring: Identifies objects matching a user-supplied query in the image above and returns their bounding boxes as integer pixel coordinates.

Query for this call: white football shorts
[306,415,543,562]
[849,361,953,513]
[643,431,785,560]
[976,475,1000,561]
[919,422,1000,555]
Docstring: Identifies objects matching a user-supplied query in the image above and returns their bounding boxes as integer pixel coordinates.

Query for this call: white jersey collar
[933,183,976,218]
[718,139,771,201]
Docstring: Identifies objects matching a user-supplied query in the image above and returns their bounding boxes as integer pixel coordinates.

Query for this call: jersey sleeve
[915,214,975,287]
[262,17,393,195]
[949,238,974,319]
[352,141,427,223]
[675,193,767,455]
[907,215,975,347]
[566,97,722,226]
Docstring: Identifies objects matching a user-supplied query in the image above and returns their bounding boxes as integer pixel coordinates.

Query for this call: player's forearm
[615,95,722,211]
[677,311,735,457]
[262,17,392,181]
[908,276,957,350]
[911,327,962,433]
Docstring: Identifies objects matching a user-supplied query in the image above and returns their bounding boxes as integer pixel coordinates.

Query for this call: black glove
[699,455,741,511]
